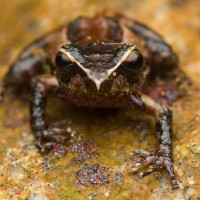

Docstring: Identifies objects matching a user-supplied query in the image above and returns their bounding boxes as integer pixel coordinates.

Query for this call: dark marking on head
[67,17,86,43]
[67,16,122,43]
[104,17,122,42]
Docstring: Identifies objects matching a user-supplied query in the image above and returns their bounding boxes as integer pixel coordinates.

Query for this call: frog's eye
[55,53,71,67]
[127,50,144,70]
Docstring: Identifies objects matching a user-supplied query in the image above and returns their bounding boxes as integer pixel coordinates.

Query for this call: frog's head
[55,43,145,96]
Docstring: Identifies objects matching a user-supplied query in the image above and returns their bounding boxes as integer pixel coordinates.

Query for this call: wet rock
[70,138,97,164]
[87,192,98,200]
[10,170,25,182]
[53,144,67,156]
[76,163,110,185]
[70,138,96,154]
[113,171,124,185]
[28,191,48,200]
[0,0,200,199]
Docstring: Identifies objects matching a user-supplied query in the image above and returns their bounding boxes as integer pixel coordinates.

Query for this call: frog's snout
[88,71,108,91]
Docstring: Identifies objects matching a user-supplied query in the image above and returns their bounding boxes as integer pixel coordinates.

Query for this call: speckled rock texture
[0,0,199,199]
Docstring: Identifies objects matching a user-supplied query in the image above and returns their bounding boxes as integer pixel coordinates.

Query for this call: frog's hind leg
[0,37,54,101]
[125,19,179,75]
[125,19,191,103]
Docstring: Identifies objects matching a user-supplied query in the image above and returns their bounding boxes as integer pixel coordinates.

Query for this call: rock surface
[0,0,200,199]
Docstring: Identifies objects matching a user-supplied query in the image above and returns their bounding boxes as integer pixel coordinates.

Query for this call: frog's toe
[132,150,152,158]
[131,150,179,189]
[35,139,55,153]
[35,129,71,153]
[131,151,154,171]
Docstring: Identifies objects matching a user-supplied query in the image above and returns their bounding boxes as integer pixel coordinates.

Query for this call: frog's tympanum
[1,13,191,188]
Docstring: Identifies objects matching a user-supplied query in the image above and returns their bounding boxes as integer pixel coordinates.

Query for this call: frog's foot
[131,149,179,189]
[35,128,71,153]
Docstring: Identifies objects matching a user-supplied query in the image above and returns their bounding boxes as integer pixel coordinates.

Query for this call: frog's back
[66,15,163,52]
[67,16,123,43]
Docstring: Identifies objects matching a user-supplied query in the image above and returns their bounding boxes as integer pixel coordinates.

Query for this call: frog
[0,13,191,188]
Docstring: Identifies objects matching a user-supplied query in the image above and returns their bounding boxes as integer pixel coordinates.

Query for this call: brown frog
[0,13,191,188]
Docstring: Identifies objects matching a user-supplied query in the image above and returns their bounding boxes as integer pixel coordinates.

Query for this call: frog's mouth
[58,46,136,91]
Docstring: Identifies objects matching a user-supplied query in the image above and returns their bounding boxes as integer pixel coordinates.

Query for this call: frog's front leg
[127,93,178,189]
[30,75,71,152]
